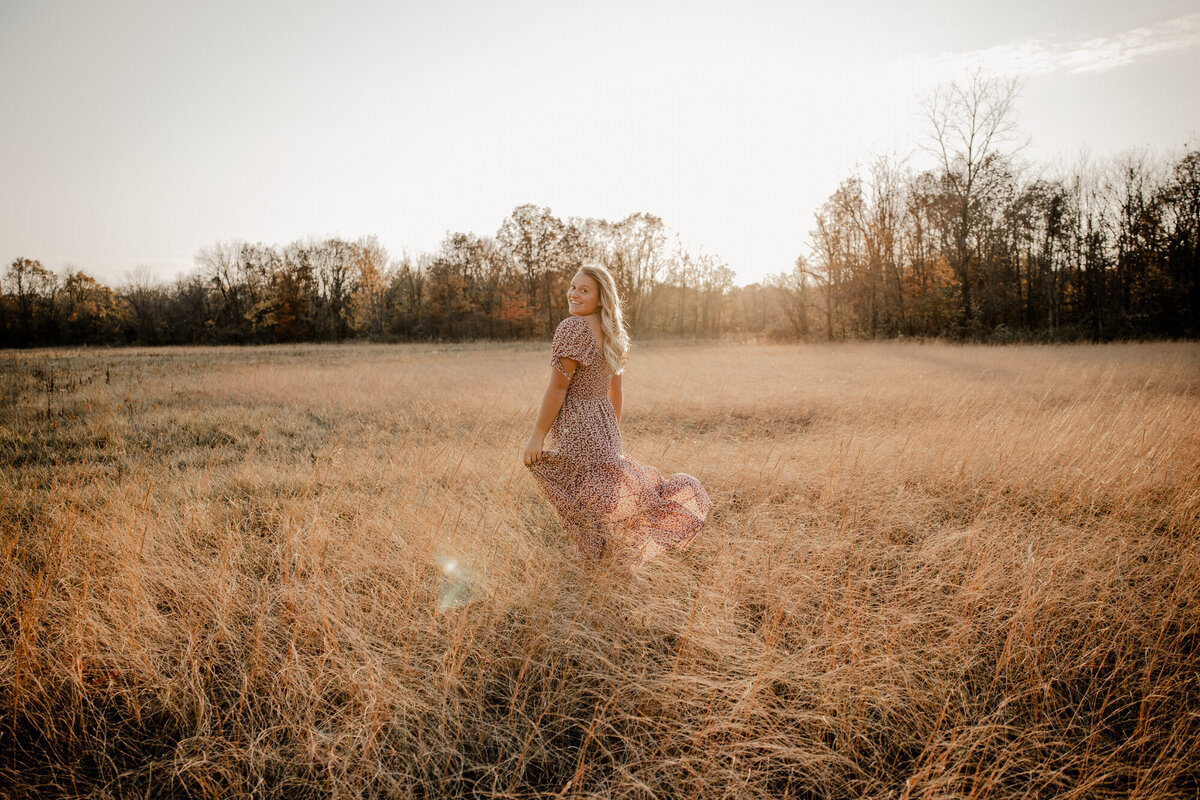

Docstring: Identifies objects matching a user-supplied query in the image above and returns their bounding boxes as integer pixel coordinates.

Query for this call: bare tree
[767,256,813,338]
[392,252,427,322]
[310,238,356,339]
[611,214,665,332]
[697,252,735,334]
[811,182,860,340]
[864,155,909,334]
[121,266,167,343]
[922,69,1023,328]
[195,240,244,333]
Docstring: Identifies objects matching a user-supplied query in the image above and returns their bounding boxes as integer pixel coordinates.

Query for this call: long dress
[525,315,713,568]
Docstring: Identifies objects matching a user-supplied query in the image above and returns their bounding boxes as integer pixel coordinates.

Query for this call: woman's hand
[523,434,546,466]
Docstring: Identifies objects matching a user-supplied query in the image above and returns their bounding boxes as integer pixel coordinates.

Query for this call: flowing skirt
[526,397,712,568]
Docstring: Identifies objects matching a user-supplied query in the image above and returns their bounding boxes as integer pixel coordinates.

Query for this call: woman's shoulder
[554,315,593,340]
[553,315,603,359]
[556,314,589,332]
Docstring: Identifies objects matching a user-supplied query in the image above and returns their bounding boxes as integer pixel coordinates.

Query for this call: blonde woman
[522,264,712,585]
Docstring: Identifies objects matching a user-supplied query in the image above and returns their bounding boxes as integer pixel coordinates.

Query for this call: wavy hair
[577,263,631,375]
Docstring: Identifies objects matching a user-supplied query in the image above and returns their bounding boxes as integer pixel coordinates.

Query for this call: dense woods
[4,76,1197,347]
[0,214,751,347]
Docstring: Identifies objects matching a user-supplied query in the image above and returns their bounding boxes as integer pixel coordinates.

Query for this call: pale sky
[2,0,1198,288]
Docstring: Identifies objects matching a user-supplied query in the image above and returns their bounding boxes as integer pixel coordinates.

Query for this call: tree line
[790,74,1198,341]
[3,75,1196,348]
[0,209,753,347]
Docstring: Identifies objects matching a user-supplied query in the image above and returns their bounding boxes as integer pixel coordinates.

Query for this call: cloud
[920,13,1200,78]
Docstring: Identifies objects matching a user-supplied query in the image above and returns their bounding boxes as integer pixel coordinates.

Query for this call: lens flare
[434,551,475,612]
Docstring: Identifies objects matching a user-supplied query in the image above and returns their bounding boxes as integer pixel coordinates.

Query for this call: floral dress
[525,315,713,568]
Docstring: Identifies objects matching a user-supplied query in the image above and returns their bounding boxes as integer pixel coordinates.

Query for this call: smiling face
[567,271,601,316]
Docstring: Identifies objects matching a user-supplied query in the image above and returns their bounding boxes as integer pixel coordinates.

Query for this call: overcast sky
[2,0,1197,287]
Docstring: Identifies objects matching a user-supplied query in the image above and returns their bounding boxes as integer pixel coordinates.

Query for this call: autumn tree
[347,235,391,339]
[2,257,58,345]
[498,204,570,333]
[58,269,124,343]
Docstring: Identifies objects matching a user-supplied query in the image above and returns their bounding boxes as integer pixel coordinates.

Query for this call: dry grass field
[2,339,1199,799]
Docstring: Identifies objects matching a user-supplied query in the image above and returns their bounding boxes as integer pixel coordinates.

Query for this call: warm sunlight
[1,0,1196,288]
[3,5,1199,795]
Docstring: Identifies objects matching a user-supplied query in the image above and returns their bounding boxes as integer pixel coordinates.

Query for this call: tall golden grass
[2,340,1198,799]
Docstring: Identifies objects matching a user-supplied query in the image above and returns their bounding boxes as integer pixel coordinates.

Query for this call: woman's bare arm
[609,372,622,425]
[530,357,575,437]
[523,357,577,465]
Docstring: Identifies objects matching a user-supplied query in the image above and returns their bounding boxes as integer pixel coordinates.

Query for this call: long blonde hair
[578,263,631,375]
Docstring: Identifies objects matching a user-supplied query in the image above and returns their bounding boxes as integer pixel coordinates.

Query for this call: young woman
[522,264,712,585]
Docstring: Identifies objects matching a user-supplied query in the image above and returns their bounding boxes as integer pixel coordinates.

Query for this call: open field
[2,339,1199,799]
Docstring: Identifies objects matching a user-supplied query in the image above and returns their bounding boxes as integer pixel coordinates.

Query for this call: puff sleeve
[551,316,595,380]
